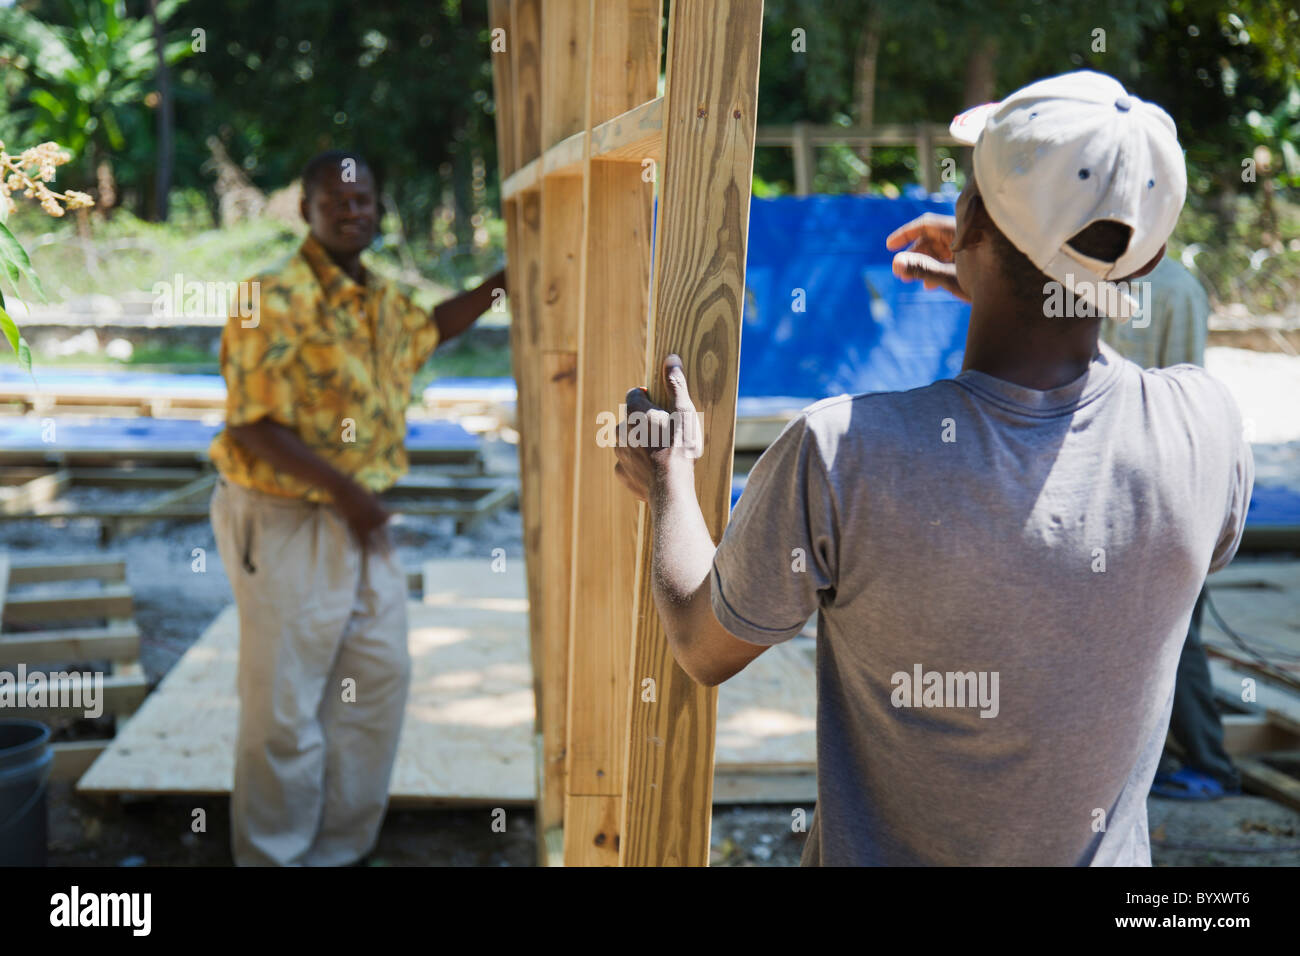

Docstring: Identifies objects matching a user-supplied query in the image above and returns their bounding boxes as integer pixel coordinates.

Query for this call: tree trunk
[150,0,174,221]
[853,3,883,191]
[963,30,999,108]
[451,145,474,253]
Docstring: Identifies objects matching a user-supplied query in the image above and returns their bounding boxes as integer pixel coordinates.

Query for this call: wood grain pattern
[562,0,660,867]
[505,198,544,746]
[537,347,579,840]
[496,0,550,861]
[619,0,764,868]
[488,0,516,175]
[538,176,584,353]
[540,0,589,148]
[589,0,660,125]
[564,793,622,866]
[500,96,663,199]
[563,163,651,827]
[511,0,542,165]
[76,563,816,802]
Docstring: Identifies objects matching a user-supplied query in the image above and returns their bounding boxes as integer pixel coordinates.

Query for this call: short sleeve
[219,282,299,429]
[710,413,839,646]
[1159,270,1208,368]
[1209,407,1254,573]
[401,289,440,371]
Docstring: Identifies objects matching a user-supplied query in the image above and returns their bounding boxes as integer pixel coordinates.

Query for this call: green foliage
[0,0,1297,317]
[0,0,194,193]
[0,217,50,375]
[169,0,497,243]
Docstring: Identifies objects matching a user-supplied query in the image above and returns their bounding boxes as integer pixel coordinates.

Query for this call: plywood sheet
[78,559,814,801]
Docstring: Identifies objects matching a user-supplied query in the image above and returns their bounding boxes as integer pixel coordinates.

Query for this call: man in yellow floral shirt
[209,150,503,866]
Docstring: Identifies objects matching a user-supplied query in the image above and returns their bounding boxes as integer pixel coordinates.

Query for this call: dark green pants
[1159,588,1241,792]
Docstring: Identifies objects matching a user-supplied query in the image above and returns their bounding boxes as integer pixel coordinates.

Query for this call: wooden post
[792,120,814,197]
[535,0,589,864]
[916,122,937,194]
[489,0,764,867]
[493,0,556,865]
[563,0,660,867]
[619,0,764,867]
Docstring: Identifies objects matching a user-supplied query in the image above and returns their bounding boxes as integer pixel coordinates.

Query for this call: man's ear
[299,192,310,225]
[950,193,987,253]
[1119,244,1166,281]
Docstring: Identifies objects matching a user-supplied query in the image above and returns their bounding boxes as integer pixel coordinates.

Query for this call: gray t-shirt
[710,341,1253,866]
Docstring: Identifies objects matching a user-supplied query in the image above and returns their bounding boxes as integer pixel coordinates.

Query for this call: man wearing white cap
[612,71,1254,865]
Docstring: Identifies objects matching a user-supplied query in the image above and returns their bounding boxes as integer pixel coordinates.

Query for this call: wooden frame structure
[0,465,516,541]
[0,553,147,781]
[489,0,763,865]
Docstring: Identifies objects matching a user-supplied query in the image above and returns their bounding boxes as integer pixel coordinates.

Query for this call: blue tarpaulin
[0,416,479,452]
[739,194,970,405]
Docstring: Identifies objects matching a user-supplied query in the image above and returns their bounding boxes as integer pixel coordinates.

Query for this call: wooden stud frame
[490,0,763,866]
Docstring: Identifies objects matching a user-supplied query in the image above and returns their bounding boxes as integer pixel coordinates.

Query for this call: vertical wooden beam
[540,0,588,148]
[488,0,516,177]
[535,0,588,865]
[792,121,813,196]
[916,122,936,193]
[619,0,764,867]
[563,0,661,867]
[0,554,10,626]
[512,0,542,166]
[496,0,551,864]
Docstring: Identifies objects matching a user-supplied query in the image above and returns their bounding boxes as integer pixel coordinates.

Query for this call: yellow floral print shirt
[209,234,439,500]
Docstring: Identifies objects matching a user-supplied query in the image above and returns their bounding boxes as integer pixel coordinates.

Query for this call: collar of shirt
[299,233,375,309]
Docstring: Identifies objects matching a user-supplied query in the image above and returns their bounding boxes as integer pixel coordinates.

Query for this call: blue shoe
[1151,767,1239,800]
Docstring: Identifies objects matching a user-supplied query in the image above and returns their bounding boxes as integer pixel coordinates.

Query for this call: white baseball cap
[949,71,1186,319]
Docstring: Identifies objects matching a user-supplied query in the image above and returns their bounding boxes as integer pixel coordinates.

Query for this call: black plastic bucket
[0,719,52,867]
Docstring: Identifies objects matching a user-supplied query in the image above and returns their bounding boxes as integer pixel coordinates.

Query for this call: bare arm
[647,456,769,686]
[614,357,769,686]
[228,418,390,546]
[431,268,507,344]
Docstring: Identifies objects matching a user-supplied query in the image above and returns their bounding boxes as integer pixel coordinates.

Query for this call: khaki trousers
[210,477,410,866]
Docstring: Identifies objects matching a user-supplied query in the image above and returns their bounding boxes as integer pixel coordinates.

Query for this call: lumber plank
[712,768,816,804]
[109,472,217,540]
[488,0,517,177]
[590,96,663,163]
[0,621,140,667]
[538,176,585,353]
[72,577,816,802]
[68,467,205,488]
[2,583,133,626]
[620,0,765,868]
[1219,713,1300,756]
[536,347,578,850]
[565,793,622,865]
[512,0,542,165]
[1209,658,1300,738]
[539,0,588,148]
[501,97,664,199]
[562,0,660,868]
[1206,644,1300,696]
[6,554,126,584]
[498,0,550,863]
[506,197,544,685]
[1237,756,1300,813]
[50,740,110,783]
[0,468,70,514]
[0,663,147,721]
[528,0,589,865]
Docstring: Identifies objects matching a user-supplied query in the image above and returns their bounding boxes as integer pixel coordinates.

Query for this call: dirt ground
[43,784,1300,867]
